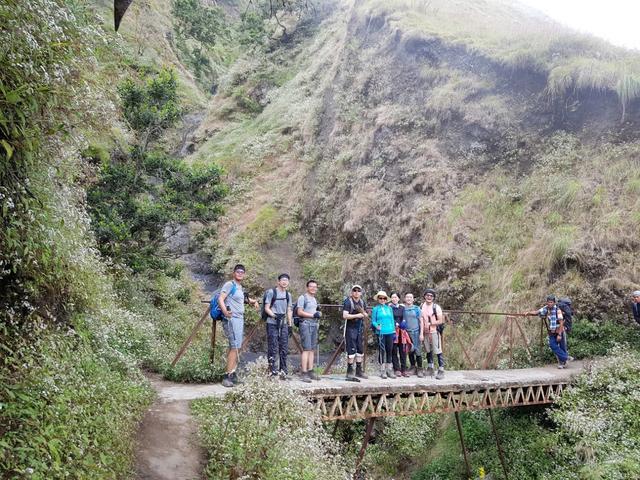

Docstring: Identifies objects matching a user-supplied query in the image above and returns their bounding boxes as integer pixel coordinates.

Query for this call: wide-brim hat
[374,290,389,301]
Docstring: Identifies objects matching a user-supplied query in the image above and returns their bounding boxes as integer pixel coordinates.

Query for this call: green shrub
[191,361,350,480]
[0,331,152,479]
[568,319,640,358]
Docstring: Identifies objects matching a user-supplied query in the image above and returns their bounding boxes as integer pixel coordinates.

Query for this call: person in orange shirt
[420,288,445,379]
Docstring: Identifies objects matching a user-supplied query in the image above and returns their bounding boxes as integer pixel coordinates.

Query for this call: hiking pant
[423,330,442,355]
[378,333,394,364]
[345,325,364,359]
[392,342,408,372]
[266,321,289,374]
[549,333,568,363]
[426,352,445,369]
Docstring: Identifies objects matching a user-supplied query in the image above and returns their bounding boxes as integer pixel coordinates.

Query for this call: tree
[117,68,180,171]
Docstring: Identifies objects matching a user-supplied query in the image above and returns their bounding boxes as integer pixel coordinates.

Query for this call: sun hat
[374,290,389,301]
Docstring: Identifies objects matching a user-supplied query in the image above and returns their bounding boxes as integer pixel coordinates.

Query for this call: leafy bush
[568,319,640,359]
[191,360,350,480]
[0,330,152,479]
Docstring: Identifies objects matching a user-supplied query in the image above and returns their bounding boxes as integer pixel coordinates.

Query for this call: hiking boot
[402,371,410,378]
[299,371,312,383]
[426,366,434,377]
[308,370,321,381]
[279,370,290,381]
[346,364,360,382]
[567,356,575,362]
[355,363,368,379]
[231,372,243,385]
[222,375,234,388]
[380,365,387,379]
[557,362,567,369]
[394,370,402,377]
[416,368,425,378]
[435,368,445,380]
[387,365,396,379]
[408,366,417,376]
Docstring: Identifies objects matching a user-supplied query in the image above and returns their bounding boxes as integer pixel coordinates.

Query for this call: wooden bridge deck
[157,362,584,420]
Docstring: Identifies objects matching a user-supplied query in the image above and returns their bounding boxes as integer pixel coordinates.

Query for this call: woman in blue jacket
[371,291,396,379]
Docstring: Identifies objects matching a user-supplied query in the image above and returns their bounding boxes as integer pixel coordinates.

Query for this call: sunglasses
[352,288,361,292]
[378,297,388,300]
[235,269,245,274]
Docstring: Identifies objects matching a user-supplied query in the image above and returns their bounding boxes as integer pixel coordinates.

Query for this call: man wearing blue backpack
[217,264,258,387]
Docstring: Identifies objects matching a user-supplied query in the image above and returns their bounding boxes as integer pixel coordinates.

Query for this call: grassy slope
[194,0,639,345]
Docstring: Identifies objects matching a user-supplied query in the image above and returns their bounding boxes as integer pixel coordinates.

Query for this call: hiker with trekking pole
[371,291,396,379]
[342,285,369,381]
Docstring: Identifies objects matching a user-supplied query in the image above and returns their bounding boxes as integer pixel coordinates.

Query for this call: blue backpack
[210,282,237,320]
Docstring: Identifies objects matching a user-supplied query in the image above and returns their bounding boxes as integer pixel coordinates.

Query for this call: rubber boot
[386,364,396,379]
[380,364,387,379]
[355,362,368,379]
[346,363,360,382]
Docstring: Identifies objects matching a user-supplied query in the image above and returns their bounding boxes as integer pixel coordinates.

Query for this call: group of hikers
[213,264,613,388]
[214,264,448,387]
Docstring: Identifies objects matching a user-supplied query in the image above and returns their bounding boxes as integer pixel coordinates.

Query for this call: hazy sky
[517,0,640,50]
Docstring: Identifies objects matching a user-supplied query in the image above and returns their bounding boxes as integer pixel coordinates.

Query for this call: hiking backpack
[209,282,237,320]
[293,294,308,328]
[260,288,291,321]
[557,298,573,333]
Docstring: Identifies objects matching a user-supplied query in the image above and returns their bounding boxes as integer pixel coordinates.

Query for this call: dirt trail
[134,374,206,480]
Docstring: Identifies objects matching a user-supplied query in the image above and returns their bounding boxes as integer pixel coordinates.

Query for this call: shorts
[423,330,442,355]
[345,326,364,358]
[222,316,244,349]
[300,320,319,351]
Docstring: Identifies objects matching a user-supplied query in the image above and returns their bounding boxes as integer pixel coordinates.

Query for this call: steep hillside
[191,0,640,320]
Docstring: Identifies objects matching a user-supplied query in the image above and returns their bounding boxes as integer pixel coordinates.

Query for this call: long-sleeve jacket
[371,304,395,335]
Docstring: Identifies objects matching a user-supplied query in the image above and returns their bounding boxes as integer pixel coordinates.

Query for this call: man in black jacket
[632,291,640,325]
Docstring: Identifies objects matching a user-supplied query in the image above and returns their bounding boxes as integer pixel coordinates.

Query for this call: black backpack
[260,288,291,321]
[293,295,308,328]
[557,298,573,333]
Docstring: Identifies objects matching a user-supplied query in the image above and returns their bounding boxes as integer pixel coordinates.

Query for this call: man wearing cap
[527,295,570,369]
[219,264,259,387]
[421,288,446,379]
[342,285,369,381]
[263,273,293,380]
[632,291,640,325]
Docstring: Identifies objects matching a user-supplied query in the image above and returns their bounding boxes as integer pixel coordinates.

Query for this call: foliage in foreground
[192,360,350,480]
[412,346,640,480]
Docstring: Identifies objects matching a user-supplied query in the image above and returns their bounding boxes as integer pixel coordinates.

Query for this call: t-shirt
[221,280,244,319]
[264,288,292,325]
[297,294,318,323]
[421,302,443,333]
[403,305,421,331]
[343,297,366,330]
